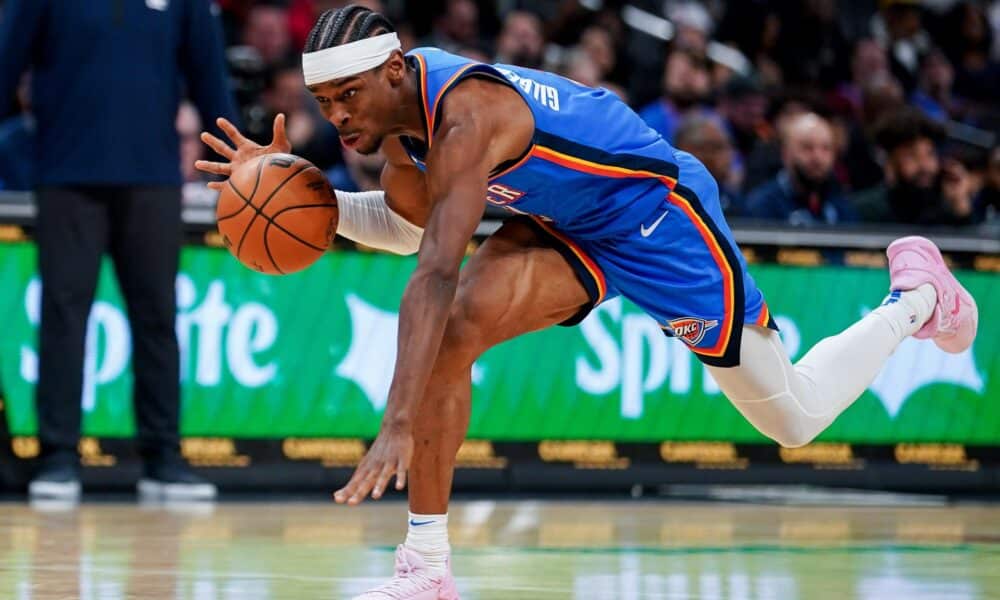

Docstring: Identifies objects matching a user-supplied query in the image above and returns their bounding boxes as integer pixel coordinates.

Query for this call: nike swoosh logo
[409,519,435,526]
[640,209,670,237]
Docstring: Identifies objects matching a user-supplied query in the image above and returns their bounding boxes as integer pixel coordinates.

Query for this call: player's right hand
[195,114,291,191]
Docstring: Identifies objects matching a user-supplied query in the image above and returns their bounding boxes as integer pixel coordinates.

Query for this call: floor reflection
[0,500,996,599]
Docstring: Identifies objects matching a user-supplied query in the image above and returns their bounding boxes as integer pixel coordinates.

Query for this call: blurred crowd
[2,0,999,229]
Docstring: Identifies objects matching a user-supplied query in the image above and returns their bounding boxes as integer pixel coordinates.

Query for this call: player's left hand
[334,421,413,505]
[195,114,291,191]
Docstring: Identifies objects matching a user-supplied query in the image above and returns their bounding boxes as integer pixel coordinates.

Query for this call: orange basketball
[215,153,338,275]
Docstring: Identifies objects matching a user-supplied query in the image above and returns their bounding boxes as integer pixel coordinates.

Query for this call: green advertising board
[0,242,996,443]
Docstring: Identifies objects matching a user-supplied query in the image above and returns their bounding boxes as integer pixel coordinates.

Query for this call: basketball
[215,153,338,275]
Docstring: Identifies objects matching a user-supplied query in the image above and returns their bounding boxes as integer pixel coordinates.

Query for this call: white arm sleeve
[333,190,424,255]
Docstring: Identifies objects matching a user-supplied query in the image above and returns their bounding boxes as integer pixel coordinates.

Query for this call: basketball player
[196,6,978,599]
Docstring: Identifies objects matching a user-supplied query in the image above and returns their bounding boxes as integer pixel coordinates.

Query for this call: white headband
[302,33,401,86]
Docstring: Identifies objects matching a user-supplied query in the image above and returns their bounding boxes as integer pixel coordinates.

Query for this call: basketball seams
[265,203,338,252]
[224,182,333,253]
[234,162,314,262]
[262,221,286,275]
[217,156,266,222]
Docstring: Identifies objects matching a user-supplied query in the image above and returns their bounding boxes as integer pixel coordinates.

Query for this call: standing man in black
[0,0,239,500]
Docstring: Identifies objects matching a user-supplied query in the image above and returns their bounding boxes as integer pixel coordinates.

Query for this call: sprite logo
[18,275,280,410]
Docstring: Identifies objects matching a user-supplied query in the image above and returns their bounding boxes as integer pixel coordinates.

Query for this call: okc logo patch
[666,317,719,346]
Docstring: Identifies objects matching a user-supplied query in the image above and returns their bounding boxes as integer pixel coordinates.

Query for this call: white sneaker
[28,463,81,501]
[137,460,217,501]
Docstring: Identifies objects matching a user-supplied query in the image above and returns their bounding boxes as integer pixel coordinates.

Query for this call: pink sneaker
[886,236,978,353]
[352,545,459,600]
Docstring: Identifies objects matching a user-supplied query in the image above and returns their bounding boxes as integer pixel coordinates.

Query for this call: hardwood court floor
[0,498,998,599]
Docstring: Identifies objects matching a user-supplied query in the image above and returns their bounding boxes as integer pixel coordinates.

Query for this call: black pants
[35,185,182,465]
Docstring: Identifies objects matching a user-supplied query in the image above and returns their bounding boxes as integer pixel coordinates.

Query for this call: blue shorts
[524,151,775,368]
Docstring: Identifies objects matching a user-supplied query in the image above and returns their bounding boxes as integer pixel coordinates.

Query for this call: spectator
[876,0,932,93]
[326,148,385,193]
[715,1,783,88]
[667,1,713,55]
[495,10,545,69]
[250,59,340,169]
[843,75,906,191]
[910,48,966,123]
[0,0,238,501]
[938,1,999,105]
[243,2,294,67]
[744,91,818,192]
[458,45,491,63]
[562,49,601,88]
[974,147,1000,223]
[717,74,770,161]
[424,0,481,54]
[560,50,628,103]
[0,73,33,191]
[674,115,745,217]
[746,113,856,225]
[578,26,617,83]
[833,38,890,118]
[774,0,850,89]
[637,48,712,143]
[852,109,976,225]
[289,0,386,51]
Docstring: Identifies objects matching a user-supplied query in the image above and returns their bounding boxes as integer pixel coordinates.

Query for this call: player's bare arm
[333,79,534,505]
[379,136,432,226]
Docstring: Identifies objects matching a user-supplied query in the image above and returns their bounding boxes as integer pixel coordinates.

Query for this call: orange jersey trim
[755,302,770,327]
[666,189,736,358]
[530,145,735,357]
[426,64,479,148]
[413,54,432,142]
[490,146,535,180]
[531,146,678,188]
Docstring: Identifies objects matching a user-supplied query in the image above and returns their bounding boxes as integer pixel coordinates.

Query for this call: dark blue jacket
[0,0,238,186]
[0,115,35,190]
[746,169,858,226]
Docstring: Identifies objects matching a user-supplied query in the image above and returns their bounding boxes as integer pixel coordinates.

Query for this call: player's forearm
[381,266,460,427]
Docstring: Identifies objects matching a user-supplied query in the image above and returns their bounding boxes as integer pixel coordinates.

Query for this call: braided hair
[304,5,396,53]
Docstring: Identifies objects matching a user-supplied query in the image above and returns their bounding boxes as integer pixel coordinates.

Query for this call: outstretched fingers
[217,117,251,148]
[201,131,235,159]
[272,113,290,151]
[194,160,231,177]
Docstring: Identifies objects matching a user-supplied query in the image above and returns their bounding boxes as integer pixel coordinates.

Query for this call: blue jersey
[399,48,774,368]
[401,48,687,239]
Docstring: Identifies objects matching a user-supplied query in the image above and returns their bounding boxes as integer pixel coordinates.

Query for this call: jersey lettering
[496,68,560,111]
[486,183,525,206]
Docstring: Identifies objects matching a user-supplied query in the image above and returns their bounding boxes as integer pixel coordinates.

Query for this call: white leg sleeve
[707,285,937,447]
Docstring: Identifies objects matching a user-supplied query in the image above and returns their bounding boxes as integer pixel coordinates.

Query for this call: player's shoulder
[406,46,489,72]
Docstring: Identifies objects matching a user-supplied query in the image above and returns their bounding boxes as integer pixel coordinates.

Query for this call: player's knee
[761,417,819,448]
[739,404,818,448]
[438,300,492,367]
[772,429,816,449]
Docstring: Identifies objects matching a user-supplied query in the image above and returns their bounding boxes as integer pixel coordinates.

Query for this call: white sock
[404,512,450,575]
[871,283,937,340]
